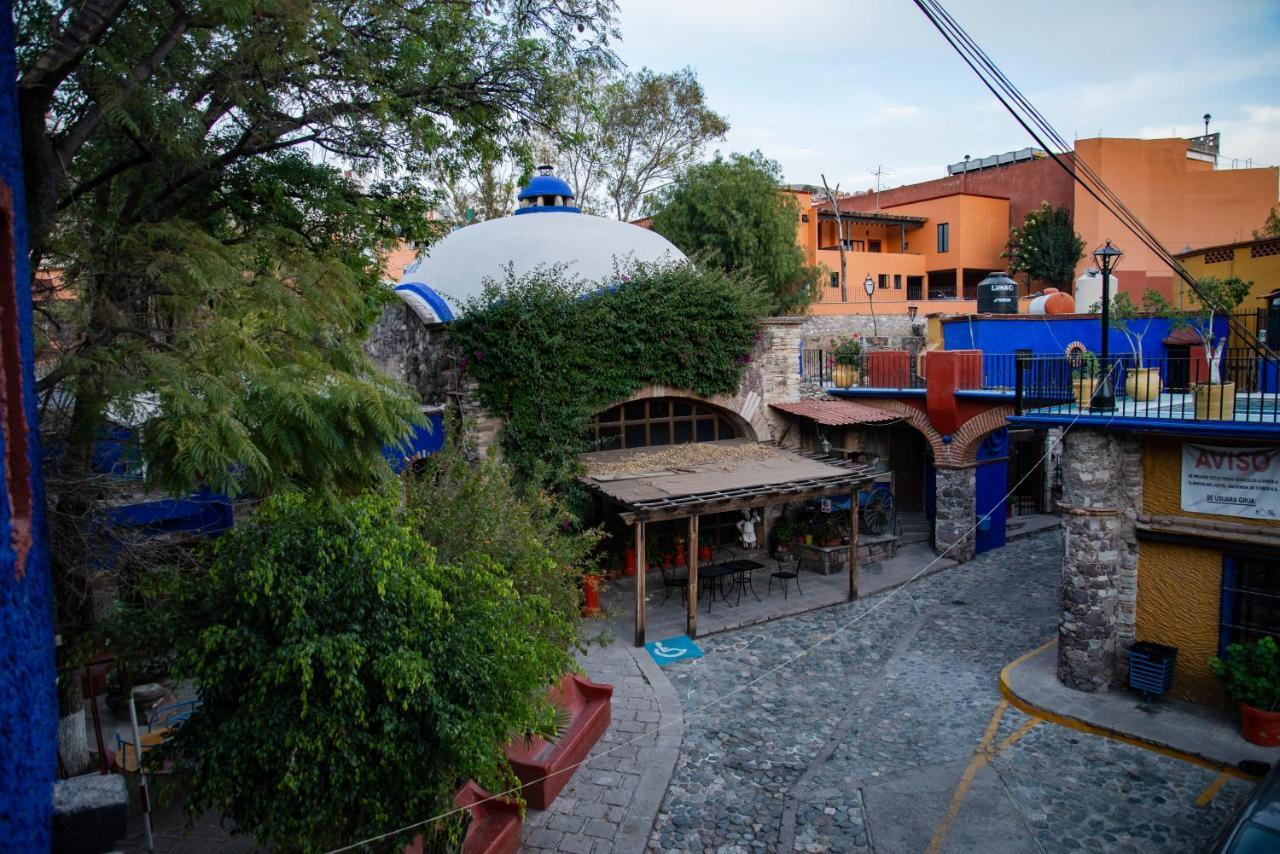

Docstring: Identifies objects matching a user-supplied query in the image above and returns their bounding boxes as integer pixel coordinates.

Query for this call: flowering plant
[831,335,864,366]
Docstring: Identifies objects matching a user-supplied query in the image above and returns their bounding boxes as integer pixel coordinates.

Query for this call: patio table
[698,559,765,612]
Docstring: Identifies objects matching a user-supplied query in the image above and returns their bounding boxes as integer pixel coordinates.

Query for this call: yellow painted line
[999,640,1257,783]
[1196,772,1232,808]
[994,717,1041,755]
[926,701,1008,854]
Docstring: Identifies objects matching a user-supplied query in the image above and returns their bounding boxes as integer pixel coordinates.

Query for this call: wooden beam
[618,474,878,524]
[848,499,860,602]
[634,520,646,647]
[687,514,699,639]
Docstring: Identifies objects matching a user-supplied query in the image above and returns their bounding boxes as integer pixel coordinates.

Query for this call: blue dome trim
[518,174,575,200]
[394,282,455,323]
[513,205,581,215]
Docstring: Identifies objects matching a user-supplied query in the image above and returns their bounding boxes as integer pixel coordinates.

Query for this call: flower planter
[1194,382,1236,420]
[1071,377,1099,406]
[581,574,602,618]
[623,548,636,577]
[504,674,612,810]
[1240,703,1280,747]
[698,545,713,563]
[1124,368,1162,402]
[831,363,858,389]
[403,781,521,854]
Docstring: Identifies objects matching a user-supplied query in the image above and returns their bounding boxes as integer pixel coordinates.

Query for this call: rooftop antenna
[869,165,892,212]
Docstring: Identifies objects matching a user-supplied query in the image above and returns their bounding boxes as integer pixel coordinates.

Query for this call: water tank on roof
[976,272,1018,314]
[1075,268,1103,313]
[1029,288,1074,315]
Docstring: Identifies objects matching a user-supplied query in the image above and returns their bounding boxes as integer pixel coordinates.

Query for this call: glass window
[584,397,739,449]
[649,399,669,417]
[674,401,693,417]
[625,424,646,447]
[599,406,622,423]
[696,419,716,441]
[624,400,646,420]
[649,422,670,445]
[597,426,621,449]
[674,421,693,443]
[878,274,889,290]
[894,274,902,290]
[830,272,840,289]
[1220,556,1280,656]
[937,222,950,253]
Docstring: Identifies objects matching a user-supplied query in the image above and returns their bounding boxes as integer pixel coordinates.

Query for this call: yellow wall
[1175,238,1280,329]
[1136,436,1280,705]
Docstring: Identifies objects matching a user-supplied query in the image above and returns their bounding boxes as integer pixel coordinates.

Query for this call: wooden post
[848,498,860,602]
[634,520,646,647]
[686,514,699,639]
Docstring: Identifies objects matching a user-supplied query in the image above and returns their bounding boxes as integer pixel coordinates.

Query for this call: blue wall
[973,429,1008,555]
[942,314,1229,358]
[0,0,58,847]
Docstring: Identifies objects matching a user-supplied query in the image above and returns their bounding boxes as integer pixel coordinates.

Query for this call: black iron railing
[1011,350,1280,423]
[800,349,926,390]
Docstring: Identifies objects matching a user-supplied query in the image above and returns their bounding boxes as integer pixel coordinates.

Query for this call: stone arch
[608,385,767,442]
[848,399,951,464]
[950,405,1017,466]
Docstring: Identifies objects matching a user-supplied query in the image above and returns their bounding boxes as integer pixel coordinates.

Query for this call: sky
[610,0,1280,193]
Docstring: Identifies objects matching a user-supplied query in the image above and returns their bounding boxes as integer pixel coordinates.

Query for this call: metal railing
[1011,350,1280,424]
[800,349,926,390]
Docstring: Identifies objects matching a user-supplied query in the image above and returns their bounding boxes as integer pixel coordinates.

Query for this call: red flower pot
[698,545,713,563]
[1240,704,1280,746]
[582,575,602,618]
[623,548,636,576]
[674,544,687,567]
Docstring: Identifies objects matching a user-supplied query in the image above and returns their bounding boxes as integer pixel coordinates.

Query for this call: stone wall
[1056,428,1141,692]
[934,465,976,562]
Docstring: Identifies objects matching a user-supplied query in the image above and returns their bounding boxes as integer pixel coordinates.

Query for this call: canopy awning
[581,440,877,523]
[770,399,901,427]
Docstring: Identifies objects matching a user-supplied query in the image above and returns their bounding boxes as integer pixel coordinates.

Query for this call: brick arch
[950,405,1017,466]
[606,385,766,442]
[851,399,952,464]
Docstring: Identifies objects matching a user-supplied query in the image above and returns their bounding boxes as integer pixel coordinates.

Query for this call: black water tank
[977,272,1018,314]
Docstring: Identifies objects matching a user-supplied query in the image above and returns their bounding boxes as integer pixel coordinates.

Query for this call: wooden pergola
[581,441,880,646]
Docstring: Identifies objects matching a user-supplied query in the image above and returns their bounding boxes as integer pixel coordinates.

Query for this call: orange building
[1072,137,1279,300]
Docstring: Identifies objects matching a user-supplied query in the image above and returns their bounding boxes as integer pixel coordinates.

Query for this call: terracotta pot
[623,548,636,577]
[581,575,602,618]
[831,363,858,388]
[1124,367,1162,402]
[698,545,713,563]
[1071,376,1097,405]
[1194,381,1236,420]
[1240,703,1280,747]
[674,544,687,567]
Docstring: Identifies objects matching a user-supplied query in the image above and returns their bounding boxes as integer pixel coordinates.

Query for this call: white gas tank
[1075,268,1103,313]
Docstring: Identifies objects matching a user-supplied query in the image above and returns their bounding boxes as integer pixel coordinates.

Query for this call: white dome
[394,212,688,323]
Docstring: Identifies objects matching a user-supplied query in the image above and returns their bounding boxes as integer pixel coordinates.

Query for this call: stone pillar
[1115,435,1143,676]
[1056,428,1130,692]
[934,465,976,562]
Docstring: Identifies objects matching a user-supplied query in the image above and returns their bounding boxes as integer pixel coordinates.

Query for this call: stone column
[1114,435,1143,678]
[934,465,976,562]
[1056,428,1127,692]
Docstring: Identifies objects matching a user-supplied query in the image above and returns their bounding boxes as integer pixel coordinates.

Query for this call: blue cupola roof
[514,165,580,214]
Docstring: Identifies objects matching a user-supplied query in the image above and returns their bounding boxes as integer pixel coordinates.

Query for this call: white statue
[736,509,761,549]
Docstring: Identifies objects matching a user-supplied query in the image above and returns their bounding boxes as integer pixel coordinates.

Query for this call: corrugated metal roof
[770,399,900,426]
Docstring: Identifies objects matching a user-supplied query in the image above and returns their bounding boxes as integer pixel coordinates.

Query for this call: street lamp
[1092,240,1124,412]
[907,304,918,322]
[864,273,878,337]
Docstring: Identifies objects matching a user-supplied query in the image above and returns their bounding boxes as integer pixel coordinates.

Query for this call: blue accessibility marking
[645,635,704,666]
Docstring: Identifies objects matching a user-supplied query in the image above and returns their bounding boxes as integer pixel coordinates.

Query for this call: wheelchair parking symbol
[644,635,704,666]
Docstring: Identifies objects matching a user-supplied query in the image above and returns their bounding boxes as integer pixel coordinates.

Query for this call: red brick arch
[851,399,952,464]
[950,405,1017,465]
[605,385,766,442]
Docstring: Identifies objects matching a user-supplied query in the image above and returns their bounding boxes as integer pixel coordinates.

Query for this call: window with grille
[878,274,889,290]
[585,397,741,450]
[1219,555,1280,656]
[937,222,950,253]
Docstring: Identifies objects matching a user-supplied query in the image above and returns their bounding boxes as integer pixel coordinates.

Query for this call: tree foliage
[1003,202,1084,291]
[648,151,821,315]
[115,489,579,852]
[541,66,727,220]
[447,261,767,493]
[1256,206,1280,240]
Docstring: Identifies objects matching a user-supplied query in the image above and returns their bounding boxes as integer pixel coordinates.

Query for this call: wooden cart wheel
[860,487,894,535]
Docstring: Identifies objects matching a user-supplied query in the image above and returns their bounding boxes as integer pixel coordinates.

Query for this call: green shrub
[831,336,863,366]
[1210,636,1280,711]
[132,490,575,852]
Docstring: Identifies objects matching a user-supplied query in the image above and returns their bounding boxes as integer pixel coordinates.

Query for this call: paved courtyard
[648,531,1255,853]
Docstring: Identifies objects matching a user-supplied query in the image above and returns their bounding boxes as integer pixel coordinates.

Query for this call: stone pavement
[647,531,1255,852]
[521,640,683,854]
[1003,637,1280,768]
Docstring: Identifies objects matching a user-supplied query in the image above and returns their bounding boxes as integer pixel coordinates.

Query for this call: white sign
[1181,444,1280,520]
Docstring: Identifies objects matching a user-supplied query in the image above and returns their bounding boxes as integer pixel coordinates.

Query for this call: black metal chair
[769,553,803,599]
[658,560,688,604]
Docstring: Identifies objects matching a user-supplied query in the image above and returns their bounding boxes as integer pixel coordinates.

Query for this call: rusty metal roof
[770,399,901,427]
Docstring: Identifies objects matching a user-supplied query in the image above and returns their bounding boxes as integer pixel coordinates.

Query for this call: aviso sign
[1181,444,1280,520]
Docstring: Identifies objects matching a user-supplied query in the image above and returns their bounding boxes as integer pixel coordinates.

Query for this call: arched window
[586,397,741,450]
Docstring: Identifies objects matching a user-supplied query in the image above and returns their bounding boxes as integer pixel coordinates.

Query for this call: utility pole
[820,174,847,303]
[868,165,892,212]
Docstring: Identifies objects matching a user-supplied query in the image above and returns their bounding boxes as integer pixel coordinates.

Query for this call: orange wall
[884,194,1010,274]
[1074,138,1279,300]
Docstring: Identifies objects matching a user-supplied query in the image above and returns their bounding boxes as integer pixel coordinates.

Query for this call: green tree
[1163,276,1253,384]
[113,490,577,852]
[648,151,822,315]
[1256,206,1280,239]
[1003,202,1085,291]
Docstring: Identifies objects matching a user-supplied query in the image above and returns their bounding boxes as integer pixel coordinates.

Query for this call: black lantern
[1091,240,1124,411]
[864,274,878,337]
[908,304,918,321]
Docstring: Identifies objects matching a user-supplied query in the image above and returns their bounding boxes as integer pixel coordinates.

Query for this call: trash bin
[1128,641,1178,702]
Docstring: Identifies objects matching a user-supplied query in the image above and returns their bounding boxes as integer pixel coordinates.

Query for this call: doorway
[889,427,926,511]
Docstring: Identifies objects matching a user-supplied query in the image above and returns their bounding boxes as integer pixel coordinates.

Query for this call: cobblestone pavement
[648,532,1254,853]
[522,640,683,854]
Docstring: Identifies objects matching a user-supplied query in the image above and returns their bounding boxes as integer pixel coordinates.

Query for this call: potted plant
[1210,636,1280,746]
[772,516,796,556]
[581,571,603,618]
[830,335,864,388]
[1167,276,1251,420]
[1107,290,1165,402]
[1068,347,1100,405]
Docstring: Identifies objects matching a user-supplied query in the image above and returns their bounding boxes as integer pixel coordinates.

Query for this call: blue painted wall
[0,0,58,847]
[973,429,1008,555]
[942,314,1229,358]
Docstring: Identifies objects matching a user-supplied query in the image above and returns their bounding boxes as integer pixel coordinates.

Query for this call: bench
[402,781,521,854]
[503,673,613,810]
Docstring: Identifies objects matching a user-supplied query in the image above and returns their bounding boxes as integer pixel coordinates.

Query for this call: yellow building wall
[1136,437,1280,705]
[1175,239,1280,337]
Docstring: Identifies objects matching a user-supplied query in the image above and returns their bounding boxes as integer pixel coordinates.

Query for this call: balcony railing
[1010,351,1280,424]
[800,349,926,390]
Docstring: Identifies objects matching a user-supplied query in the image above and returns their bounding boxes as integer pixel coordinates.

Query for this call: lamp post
[864,273,877,337]
[1092,240,1123,411]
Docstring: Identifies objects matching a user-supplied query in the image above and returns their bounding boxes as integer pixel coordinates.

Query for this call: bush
[130,490,576,852]
[1211,636,1280,711]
